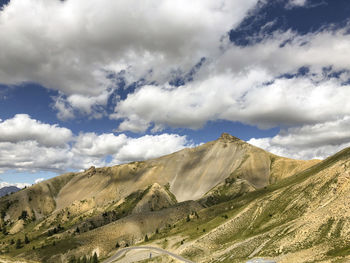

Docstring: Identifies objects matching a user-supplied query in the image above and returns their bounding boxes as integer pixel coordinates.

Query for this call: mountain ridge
[0,133,332,263]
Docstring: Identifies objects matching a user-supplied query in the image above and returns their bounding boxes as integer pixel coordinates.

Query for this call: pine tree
[15,238,22,249]
[92,252,98,263]
[115,241,120,248]
[25,235,30,244]
[144,234,149,242]
[194,211,199,219]
[2,226,7,235]
[82,255,87,263]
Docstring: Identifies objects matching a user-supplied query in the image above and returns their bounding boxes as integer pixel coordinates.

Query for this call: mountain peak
[218,132,242,142]
[0,185,21,197]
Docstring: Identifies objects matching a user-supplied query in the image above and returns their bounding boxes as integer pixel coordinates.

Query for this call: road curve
[102,246,195,263]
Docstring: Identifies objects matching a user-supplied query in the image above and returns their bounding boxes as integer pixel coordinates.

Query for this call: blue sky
[1,0,350,187]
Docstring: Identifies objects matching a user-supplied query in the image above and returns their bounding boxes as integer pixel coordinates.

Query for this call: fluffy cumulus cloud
[72,132,189,163]
[114,70,350,131]
[248,117,350,160]
[73,133,128,158]
[0,114,72,147]
[0,115,191,174]
[113,26,350,132]
[112,25,350,159]
[34,178,45,184]
[0,0,259,119]
[217,28,350,76]
[112,134,191,163]
[112,70,272,131]
[1,1,350,164]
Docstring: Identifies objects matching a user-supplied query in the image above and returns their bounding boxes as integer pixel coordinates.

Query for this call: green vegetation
[332,219,345,238]
[18,210,28,220]
[327,241,350,257]
[164,183,178,203]
[24,234,30,244]
[15,238,22,249]
[68,253,98,263]
[47,224,64,236]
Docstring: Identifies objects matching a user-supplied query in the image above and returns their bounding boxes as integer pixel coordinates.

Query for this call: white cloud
[52,95,75,120]
[109,25,350,133]
[34,178,45,184]
[217,28,350,77]
[248,117,350,160]
[113,70,269,132]
[53,91,112,120]
[0,116,191,173]
[114,70,350,132]
[112,134,192,163]
[111,32,350,157]
[73,133,128,158]
[1,1,350,168]
[0,0,259,118]
[0,114,73,147]
[286,0,308,8]
[0,140,75,172]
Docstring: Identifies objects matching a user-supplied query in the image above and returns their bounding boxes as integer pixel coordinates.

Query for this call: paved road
[102,246,195,263]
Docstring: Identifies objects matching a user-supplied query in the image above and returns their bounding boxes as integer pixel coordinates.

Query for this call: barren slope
[0,133,321,262]
[1,133,317,224]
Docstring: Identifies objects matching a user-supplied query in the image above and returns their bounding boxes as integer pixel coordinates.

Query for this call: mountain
[178,146,350,263]
[0,186,20,198]
[0,133,331,262]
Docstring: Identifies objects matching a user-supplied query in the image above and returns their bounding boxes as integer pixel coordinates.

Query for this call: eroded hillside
[0,133,321,262]
[154,147,350,263]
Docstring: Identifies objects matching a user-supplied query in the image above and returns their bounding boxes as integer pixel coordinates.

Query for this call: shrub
[92,252,98,263]
[25,235,30,244]
[18,210,28,220]
[15,239,22,249]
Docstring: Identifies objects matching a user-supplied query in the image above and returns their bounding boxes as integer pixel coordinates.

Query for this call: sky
[1,0,350,187]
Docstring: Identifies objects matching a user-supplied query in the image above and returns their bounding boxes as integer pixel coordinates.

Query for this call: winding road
[102,246,195,263]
